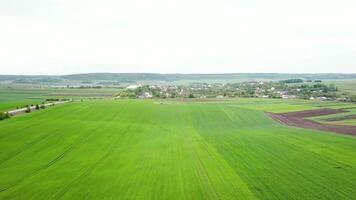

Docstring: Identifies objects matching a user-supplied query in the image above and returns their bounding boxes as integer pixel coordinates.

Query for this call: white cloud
[0,0,355,74]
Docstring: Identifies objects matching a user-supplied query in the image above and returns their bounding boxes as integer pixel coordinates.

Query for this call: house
[138,92,152,99]
[282,95,297,99]
[126,85,141,90]
[317,96,327,101]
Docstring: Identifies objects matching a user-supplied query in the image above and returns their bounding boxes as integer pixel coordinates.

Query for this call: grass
[310,108,356,126]
[322,119,356,126]
[337,119,356,125]
[323,80,356,95]
[0,100,355,199]
[213,98,354,113]
[0,86,118,111]
[0,101,41,112]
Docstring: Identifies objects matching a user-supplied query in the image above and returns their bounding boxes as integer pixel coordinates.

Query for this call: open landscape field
[310,107,356,126]
[2,0,356,198]
[324,80,356,95]
[0,86,118,112]
[0,99,356,199]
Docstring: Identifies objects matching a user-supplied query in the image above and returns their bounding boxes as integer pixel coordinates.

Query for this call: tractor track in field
[50,106,135,200]
[268,108,356,136]
[0,104,85,141]
[0,106,124,194]
[0,132,54,165]
[50,123,135,200]
[0,129,95,193]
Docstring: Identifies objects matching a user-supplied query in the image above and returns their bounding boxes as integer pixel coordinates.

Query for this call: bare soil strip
[268,108,356,136]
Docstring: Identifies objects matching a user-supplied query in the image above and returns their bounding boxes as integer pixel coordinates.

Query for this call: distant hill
[1,73,356,84]
[65,73,356,81]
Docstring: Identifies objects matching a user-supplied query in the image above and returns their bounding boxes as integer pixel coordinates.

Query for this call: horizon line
[1,72,356,76]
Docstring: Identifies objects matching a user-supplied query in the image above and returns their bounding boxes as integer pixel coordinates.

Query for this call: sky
[0,0,356,75]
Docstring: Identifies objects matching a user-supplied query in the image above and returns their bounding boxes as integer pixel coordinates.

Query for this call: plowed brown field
[268,108,356,136]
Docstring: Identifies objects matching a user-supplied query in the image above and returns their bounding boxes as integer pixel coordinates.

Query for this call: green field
[311,107,356,126]
[338,119,356,125]
[0,86,119,111]
[324,80,356,95]
[0,100,355,199]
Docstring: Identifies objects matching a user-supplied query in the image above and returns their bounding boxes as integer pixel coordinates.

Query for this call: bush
[0,112,10,120]
[350,96,356,103]
[280,79,303,84]
[46,98,60,101]
[25,106,31,113]
[35,104,40,110]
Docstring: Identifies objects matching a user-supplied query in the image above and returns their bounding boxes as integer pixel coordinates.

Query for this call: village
[115,79,355,102]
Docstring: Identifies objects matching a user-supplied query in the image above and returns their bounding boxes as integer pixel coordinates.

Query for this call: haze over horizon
[5,71,356,77]
[1,0,356,75]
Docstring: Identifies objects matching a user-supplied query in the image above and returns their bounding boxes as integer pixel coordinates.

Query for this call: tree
[350,96,356,103]
[188,94,195,98]
[25,106,31,113]
[0,112,10,120]
[280,79,303,84]
[35,104,40,110]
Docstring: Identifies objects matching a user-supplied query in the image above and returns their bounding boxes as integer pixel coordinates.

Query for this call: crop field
[324,80,356,95]
[311,108,356,126]
[0,100,356,199]
[0,86,118,111]
[339,119,356,125]
[217,98,354,113]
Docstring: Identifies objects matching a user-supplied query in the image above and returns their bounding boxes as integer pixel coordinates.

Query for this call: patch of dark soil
[268,109,356,136]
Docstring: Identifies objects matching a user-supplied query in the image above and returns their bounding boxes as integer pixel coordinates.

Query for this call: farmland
[324,80,356,95]
[311,107,356,126]
[0,86,118,112]
[2,0,356,197]
[0,99,356,199]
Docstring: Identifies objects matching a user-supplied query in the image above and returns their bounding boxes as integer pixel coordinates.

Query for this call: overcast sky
[0,0,355,75]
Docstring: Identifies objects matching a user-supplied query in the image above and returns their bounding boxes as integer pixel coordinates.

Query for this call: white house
[138,92,153,99]
[126,85,141,90]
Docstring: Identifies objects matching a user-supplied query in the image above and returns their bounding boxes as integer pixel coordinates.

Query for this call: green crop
[0,100,355,199]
